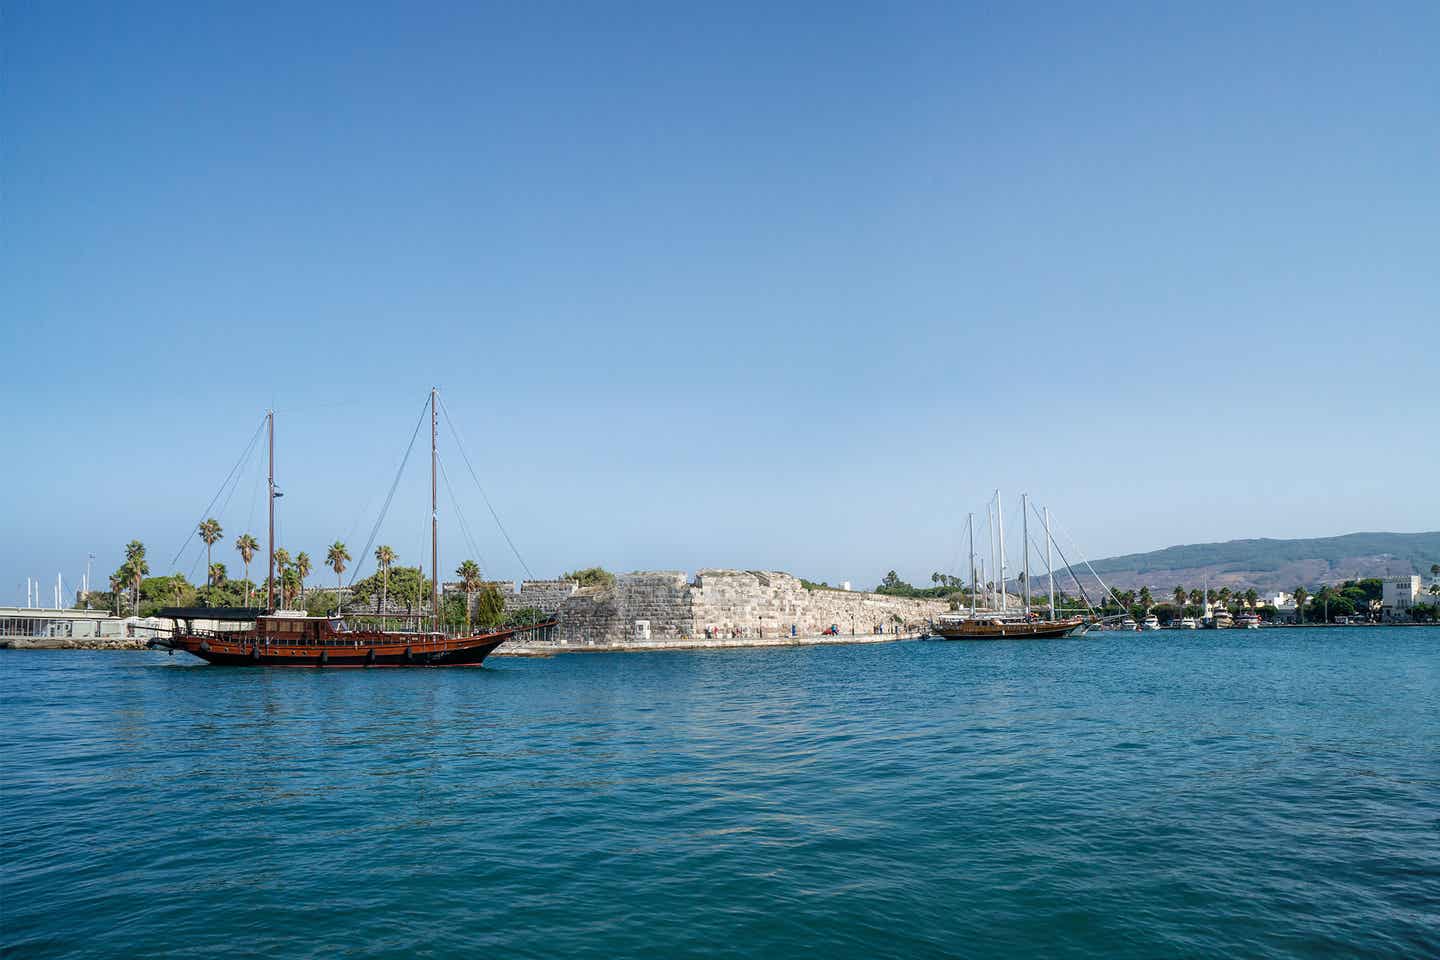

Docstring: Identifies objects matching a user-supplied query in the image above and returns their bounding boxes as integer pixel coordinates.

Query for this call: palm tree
[282,567,300,611]
[1189,588,1203,607]
[123,540,148,615]
[108,572,124,616]
[208,562,226,587]
[234,533,259,606]
[1138,586,1153,612]
[295,552,312,606]
[1293,586,1309,624]
[375,545,396,622]
[1217,587,1232,606]
[171,574,187,607]
[1243,588,1258,610]
[326,541,351,609]
[1173,586,1187,608]
[198,518,224,589]
[274,548,292,606]
[456,559,482,632]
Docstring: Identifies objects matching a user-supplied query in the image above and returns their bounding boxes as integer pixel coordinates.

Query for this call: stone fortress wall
[333,571,947,647]
[492,570,949,648]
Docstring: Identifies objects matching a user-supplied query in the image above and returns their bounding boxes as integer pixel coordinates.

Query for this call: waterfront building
[0,607,125,642]
[1380,576,1422,619]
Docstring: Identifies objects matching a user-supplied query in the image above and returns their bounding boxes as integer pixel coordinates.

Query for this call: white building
[1381,576,1422,619]
[1267,591,1295,609]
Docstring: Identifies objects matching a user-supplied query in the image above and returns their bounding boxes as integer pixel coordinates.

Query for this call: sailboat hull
[933,616,1088,640]
[159,631,512,667]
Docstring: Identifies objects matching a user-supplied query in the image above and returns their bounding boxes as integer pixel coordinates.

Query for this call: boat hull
[160,632,511,667]
[932,616,1088,640]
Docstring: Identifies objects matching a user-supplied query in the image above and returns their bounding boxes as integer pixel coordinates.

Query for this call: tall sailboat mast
[1021,492,1031,614]
[968,512,976,617]
[266,409,275,611]
[987,503,996,610]
[431,387,440,634]
[1045,506,1055,616]
[997,491,1006,612]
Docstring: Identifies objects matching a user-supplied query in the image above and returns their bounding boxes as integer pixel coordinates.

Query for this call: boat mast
[267,409,275,612]
[997,491,1006,612]
[1022,492,1031,615]
[431,387,439,634]
[987,503,996,610]
[1045,505,1055,618]
[968,512,976,617]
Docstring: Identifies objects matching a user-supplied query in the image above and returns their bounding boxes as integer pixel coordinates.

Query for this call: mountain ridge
[1048,531,1440,595]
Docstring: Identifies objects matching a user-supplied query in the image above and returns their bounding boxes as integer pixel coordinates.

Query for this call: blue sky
[3,1,1437,602]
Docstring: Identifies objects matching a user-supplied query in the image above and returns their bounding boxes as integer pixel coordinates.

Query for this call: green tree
[375,545,396,620]
[1244,588,1258,609]
[456,559,483,632]
[198,518,224,589]
[281,567,301,609]
[1139,586,1153,611]
[234,533,259,606]
[1173,586,1187,607]
[108,571,124,616]
[305,590,338,617]
[326,541,351,604]
[563,567,615,590]
[273,548,292,606]
[123,540,148,616]
[295,552,312,605]
[474,583,506,630]
[1293,586,1309,624]
[1189,589,1203,607]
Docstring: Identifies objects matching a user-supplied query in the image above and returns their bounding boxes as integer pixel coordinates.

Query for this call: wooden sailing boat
[155,389,554,666]
[933,492,1089,640]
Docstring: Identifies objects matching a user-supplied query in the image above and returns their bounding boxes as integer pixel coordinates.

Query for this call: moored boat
[155,608,547,667]
[933,614,1089,640]
[1177,616,1198,629]
[1236,612,1261,629]
[151,391,550,667]
[1141,614,1160,631]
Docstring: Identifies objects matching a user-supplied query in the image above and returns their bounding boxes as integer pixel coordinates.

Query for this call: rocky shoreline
[1,637,152,650]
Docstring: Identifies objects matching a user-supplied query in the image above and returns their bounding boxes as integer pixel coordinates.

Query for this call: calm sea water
[3,628,1438,958]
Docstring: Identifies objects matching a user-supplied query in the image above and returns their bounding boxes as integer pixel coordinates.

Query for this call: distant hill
[1035,532,1440,595]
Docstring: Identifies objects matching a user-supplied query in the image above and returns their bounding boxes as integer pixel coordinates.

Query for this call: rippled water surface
[3,628,1438,958]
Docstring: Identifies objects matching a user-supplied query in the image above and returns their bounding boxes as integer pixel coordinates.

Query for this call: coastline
[7,623,1436,654]
[1,632,927,655]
